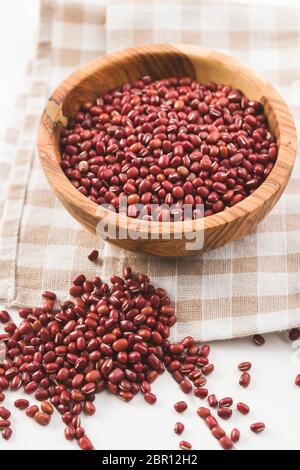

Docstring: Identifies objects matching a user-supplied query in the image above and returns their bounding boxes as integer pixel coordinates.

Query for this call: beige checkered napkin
[0,0,300,342]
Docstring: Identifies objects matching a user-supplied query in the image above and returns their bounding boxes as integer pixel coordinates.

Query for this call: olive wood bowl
[38,44,297,257]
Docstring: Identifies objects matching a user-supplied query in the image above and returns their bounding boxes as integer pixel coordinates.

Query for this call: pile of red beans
[60,76,277,220]
[0,268,218,450]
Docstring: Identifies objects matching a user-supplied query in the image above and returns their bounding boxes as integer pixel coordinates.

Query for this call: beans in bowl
[60,76,277,221]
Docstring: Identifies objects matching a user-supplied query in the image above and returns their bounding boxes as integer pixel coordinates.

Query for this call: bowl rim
[38,43,297,236]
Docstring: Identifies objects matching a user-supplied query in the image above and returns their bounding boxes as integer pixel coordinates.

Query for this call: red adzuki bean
[0,420,10,429]
[35,412,51,426]
[219,397,233,408]
[295,374,300,386]
[174,401,188,413]
[194,388,208,399]
[217,407,232,420]
[144,392,157,405]
[78,436,94,451]
[250,422,265,433]
[220,436,233,450]
[0,407,11,420]
[14,399,29,410]
[205,415,218,430]
[253,334,265,346]
[180,379,192,394]
[208,394,218,408]
[201,364,214,376]
[289,328,300,341]
[26,405,39,418]
[0,310,10,323]
[197,407,210,419]
[231,428,240,443]
[179,440,192,450]
[211,426,225,440]
[2,427,12,440]
[65,425,75,440]
[174,422,185,435]
[237,402,250,415]
[41,401,54,415]
[238,361,252,372]
[239,372,251,388]
[88,250,99,262]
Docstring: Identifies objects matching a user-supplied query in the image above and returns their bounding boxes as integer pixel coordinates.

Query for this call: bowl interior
[55,46,279,143]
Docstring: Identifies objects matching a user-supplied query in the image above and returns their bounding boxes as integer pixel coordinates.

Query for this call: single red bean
[197,407,210,419]
[84,401,96,416]
[108,368,124,384]
[219,397,233,408]
[35,412,51,426]
[35,390,49,401]
[194,388,208,399]
[200,345,210,357]
[144,392,157,405]
[201,364,214,376]
[289,328,300,341]
[41,401,54,415]
[169,343,184,355]
[0,420,11,429]
[253,334,265,346]
[237,402,250,415]
[0,407,11,420]
[85,370,101,383]
[42,291,56,300]
[295,374,300,386]
[217,407,232,420]
[250,422,265,433]
[0,310,10,323]
[174,401,187,413]
[174,422,185,435]
[2,427,12,440]
[180,379,192,394]
[65,425,76,440]
[181,336,196,349]
[205,415,218,430]
[231,428,240,443]
[14,399,29,410]
[88,250,99,261]
[76,426,85,439]
[26,405,39,418]
[220,436,233,450]
[179,440,192,450]
[238,361,252,372]
[208,394,218,408]
[78,435,94,450]
[112,338,128,352]
[211,426,225,440]
[239,372,251,388]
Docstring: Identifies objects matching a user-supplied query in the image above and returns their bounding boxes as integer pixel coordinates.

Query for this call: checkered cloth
[0,0,300,341]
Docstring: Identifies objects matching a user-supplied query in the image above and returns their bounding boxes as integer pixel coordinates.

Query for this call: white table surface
[0,0,300,451]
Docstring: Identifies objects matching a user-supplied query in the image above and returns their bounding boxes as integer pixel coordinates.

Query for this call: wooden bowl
[38,44,297,257]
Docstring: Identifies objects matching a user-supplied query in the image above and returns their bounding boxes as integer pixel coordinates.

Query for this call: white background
[1,0,300,451]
